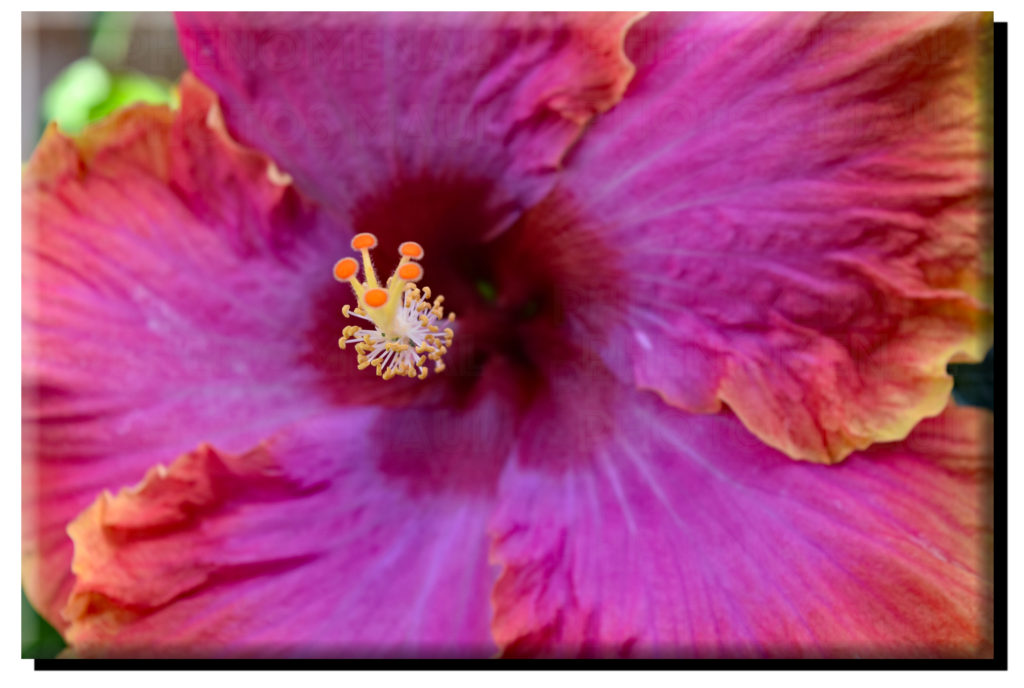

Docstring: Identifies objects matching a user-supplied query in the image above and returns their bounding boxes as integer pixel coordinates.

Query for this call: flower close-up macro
[22,11,995,659]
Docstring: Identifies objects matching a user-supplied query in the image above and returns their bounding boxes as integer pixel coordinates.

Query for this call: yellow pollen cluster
[333,233,455,380]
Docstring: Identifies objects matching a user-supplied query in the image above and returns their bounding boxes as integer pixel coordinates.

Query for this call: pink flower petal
[551,12,991,462]
[63,409,499,657]
[490,392,992,658]
[22,75,355,632]
[175,12,640,234]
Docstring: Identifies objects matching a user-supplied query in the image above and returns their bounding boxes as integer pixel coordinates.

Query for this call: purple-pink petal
[490,391,992,658]
[22,75,351,632]
[176,12,639,234]
[21,11,994,660]
[550,12,991,462]
[64,409,498,657]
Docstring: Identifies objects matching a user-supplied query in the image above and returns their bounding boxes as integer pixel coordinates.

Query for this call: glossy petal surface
[490,398,992,658]
[554,12,991,461]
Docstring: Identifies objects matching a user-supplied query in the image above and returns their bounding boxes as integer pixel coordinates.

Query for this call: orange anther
[364,288,388,308]
[399,241,424,259]
[397,263,423,282]
[333,257,359,281]
[351,233,378,250]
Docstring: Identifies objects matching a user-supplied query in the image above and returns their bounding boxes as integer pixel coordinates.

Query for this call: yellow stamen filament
[334,233,455,380]
[351,233,380,289]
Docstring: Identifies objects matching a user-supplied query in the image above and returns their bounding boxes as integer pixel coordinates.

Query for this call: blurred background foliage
[20,11,996,659]
[22,11,183,159]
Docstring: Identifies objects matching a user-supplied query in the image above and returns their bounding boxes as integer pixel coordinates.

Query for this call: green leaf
[42,57,175,135]
[22,589,65,659]
[42,57,111,134]
[89,72,175,121]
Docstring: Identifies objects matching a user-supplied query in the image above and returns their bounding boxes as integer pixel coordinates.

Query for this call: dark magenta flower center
[312,175,617,395]
[302,174,627,492]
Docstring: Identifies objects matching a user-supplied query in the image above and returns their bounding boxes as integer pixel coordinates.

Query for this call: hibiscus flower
[22,12,993,658]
